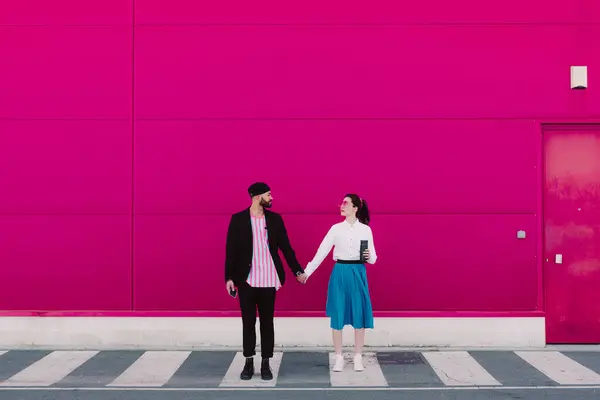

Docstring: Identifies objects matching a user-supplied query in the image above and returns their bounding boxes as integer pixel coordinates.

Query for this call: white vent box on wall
[571,66,588,89]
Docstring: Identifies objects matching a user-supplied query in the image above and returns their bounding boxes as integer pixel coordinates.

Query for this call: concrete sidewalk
[0,315,544,349]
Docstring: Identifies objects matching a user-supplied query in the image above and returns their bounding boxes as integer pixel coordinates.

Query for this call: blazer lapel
[244,208,253,245]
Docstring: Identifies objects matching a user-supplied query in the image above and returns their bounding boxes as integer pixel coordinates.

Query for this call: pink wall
[1,0,598,313]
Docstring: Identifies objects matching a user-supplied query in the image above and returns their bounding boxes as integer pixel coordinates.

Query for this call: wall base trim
[0,316,545,349]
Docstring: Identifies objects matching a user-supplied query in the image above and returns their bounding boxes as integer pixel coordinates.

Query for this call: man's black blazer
[225,208,304,287]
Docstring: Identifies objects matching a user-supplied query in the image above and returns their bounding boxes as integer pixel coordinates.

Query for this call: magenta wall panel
[0,1,131,25]
[368,215,537,310]
[0,27,132,118]
[134,120,537,215]
[133,215,230,310]
[134,25,598,119]
[0,120,131,214]
[133,213,537,311]
[0,4,134,311]
[135,0,599,25]
[0,215,131,310]
[2,0,599,313]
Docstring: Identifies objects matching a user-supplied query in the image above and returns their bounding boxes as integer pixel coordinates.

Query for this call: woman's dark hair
[345,193,370,225]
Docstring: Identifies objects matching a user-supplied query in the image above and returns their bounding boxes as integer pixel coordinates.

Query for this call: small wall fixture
[571,66,588,89]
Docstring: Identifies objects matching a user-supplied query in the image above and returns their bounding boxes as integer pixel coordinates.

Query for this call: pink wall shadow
[0,0,599,312]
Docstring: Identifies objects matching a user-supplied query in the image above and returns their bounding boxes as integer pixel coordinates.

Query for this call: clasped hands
[296,272,308,284]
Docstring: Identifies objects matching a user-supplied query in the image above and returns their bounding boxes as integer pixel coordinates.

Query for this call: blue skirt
[326,262,374,330]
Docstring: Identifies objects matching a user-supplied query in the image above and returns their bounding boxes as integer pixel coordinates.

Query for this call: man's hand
[226,280,235,294]
[296,273,307,284]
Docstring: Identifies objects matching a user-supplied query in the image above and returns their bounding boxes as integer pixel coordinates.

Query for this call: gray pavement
[0,349,600,399]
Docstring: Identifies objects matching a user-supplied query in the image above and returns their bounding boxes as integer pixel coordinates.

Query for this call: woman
[303,194,377,372]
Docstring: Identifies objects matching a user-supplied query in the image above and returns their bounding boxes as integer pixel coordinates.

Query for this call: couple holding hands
[224,182,377,381]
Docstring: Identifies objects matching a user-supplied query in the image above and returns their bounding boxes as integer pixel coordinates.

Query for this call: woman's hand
[362,249,370,261]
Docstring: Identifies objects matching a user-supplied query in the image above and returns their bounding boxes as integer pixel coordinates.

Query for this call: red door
[544,125,600,343]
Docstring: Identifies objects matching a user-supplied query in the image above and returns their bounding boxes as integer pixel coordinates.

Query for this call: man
[225,182,307,380]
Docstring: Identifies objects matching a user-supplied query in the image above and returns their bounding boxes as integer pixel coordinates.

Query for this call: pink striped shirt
[247,215,281,290]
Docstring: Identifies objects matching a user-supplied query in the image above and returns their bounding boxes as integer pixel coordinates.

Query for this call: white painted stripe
[219,352,283,387]
[422,351,501,386]
[515,351,600,385]
[107,351,190,387]
[0,350,98,386]
[329,352,388,387]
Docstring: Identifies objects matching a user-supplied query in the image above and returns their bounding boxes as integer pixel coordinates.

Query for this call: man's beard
[260,198,272,208]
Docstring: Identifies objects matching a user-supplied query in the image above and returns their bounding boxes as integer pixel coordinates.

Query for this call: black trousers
[238,282,276,359]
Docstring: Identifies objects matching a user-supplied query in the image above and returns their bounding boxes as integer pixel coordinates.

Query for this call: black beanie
[248,182,270,197]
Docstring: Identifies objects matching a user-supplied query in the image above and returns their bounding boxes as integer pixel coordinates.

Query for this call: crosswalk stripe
[107,351,191,387]
[219,352,283,387]
[329,352,388,387]
[515,351,600,385]
[422,351,501,386]
[0,349,598,388]
[0,351,98,387]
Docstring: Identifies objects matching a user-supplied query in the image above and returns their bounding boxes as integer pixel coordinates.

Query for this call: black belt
[336,259,364,264]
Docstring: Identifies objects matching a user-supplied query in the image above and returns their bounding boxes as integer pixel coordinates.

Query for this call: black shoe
[261,358,273,380]
[240,357,254,380]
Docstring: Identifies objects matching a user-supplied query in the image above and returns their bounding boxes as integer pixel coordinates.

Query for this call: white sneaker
[353,354,364,371]
[332,354,344,372]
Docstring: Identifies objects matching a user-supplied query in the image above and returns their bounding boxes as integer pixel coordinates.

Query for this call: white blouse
[304,220,377,279]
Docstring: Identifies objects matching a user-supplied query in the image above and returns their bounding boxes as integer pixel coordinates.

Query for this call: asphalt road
[1,388,600,400]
